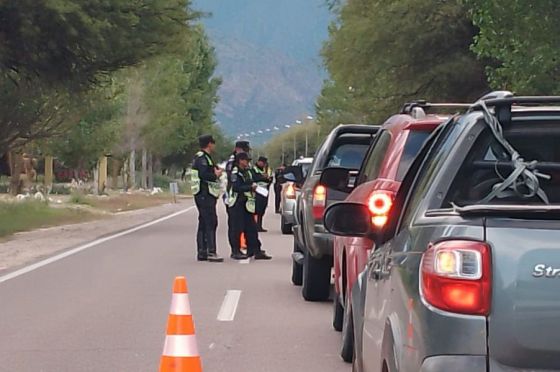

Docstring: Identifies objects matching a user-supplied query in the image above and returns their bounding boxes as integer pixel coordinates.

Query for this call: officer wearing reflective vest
[227,152,272,260]
[191,135,224,263]
[252,156,272,232]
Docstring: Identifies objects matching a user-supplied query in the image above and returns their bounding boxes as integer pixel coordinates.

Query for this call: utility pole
[293,134,297,161]
[281,142,285,164]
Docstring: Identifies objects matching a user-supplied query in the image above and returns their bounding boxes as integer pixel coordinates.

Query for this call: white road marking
[217,290,242,321]
[239,258,251,264]
[0,206,195,285]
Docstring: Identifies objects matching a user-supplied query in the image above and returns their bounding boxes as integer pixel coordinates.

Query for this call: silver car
[280,157,313,234]
[326,93,560,371]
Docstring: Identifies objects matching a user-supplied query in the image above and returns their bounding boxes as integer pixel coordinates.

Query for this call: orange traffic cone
[160,277,202,372]
[240,233,247,250]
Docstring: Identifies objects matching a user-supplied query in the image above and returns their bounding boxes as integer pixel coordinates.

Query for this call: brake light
[367,191,394,227]
[312,185,327,219]
[421,240,491,316]
[286,183,296,199]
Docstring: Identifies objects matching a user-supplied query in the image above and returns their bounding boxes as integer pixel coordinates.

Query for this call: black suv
[292,124,379,301]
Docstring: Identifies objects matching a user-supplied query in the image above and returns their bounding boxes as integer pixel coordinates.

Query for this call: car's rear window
[326,143,370,169]
[445,120,560,206]
[301,163,311,178]
[395,130,433,181]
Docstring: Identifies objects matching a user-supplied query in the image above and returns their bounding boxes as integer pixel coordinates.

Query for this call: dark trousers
[228,201,262,256]
[274,184,282,212]
[195,194,218,258]
[255,194,268,229]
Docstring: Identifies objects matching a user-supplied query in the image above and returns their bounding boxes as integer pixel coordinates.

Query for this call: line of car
[282,92,560,371]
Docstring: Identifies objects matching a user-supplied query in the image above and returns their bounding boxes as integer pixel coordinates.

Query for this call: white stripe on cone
[162,335,200,357]
[170,294,192,315]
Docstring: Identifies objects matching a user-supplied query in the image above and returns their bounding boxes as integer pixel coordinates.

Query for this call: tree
[320,0,488,127]
[141,26,222,164]
[0,0,198,154]
[467,0,560,94]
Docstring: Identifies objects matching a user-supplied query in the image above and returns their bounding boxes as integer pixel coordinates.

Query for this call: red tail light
[286,183,296,199]
[367,191,394,227]
[421,240,491,316]
[312,185,327,219]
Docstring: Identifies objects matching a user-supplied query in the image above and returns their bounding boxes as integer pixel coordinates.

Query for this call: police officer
[224,140,251,251]
[252,156,272,232]
[228,152,272,260]
[191,135,224,263]
[274,163,287,214]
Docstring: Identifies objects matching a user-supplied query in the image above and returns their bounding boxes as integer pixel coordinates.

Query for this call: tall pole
[305,130,308,157]
[293,134,296,161]
[282,142,285,164]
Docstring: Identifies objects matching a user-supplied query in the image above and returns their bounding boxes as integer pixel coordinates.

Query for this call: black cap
[257,156,268,163]
[235,152,251,162]
[199,134,216,148]
[235,140,251,152]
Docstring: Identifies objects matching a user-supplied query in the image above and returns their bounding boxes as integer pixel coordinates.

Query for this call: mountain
[193,0,331,143]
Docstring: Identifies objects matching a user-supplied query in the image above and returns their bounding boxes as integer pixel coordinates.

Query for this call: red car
[324,102,468,362]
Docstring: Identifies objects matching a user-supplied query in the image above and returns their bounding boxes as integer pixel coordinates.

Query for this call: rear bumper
[281,210,294,225]
[309,225,333,258]
[420,355,486,372]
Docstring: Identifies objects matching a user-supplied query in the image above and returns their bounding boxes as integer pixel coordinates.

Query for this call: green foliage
[69,192,91,205]
[0,0,196,85]
[140,26,222,165]
[45,83,124,170]
[0,0,198,153]
[467,0,560,94]
[263,122,323,167]
[320,0,488,127]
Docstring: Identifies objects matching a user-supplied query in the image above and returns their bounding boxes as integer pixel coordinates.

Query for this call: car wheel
[302,249,331,301]
[291,240,303,286]
[341,293,354,362]
[333,293,344,332]
[281,216,293,235]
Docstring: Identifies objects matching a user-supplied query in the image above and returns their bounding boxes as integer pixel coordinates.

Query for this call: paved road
[0,201,350,372]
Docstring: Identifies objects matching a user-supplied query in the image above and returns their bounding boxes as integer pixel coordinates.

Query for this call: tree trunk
[9,151,23,196]
[147,151,154,189]
[110,158,120,189]
[98,156,108,195]
[44,156,54,191]
[129,149,136,189]
[141,148,148,189]
[123,157,129,191]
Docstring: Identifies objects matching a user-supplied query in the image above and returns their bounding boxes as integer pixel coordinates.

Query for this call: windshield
[326,143,370,169]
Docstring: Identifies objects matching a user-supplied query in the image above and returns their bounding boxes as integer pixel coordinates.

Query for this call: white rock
[34,192,46,201]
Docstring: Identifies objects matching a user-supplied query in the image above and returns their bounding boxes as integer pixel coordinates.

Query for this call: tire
[302,250,332,301]
[333,294,344,332]
[281,215,293,235]
[291,240,303,286]
[341,294,354,362]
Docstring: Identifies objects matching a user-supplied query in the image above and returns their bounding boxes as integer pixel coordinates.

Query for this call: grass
[84,193,174,213]
[0,201,96,238]
[69,191,91,205]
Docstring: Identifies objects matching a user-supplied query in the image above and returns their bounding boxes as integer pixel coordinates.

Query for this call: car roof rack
[471,91,560,124]
[400,100,471,119]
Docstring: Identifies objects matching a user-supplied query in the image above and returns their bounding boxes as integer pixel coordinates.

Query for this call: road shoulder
[0,200,193,274]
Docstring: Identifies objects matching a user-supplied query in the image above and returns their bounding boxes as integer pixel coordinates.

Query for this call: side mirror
[324,202,377,238]
[320,167,352,193]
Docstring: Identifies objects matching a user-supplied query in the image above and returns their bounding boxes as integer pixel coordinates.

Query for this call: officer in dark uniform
[227,152,272,260]
[225,140,251,253]
[252,156,272,232]
[191,135,224,263]
[274,163,287,213]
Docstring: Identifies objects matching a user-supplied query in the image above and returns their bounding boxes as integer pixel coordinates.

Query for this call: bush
[153,174,174,190]
[69,192,90,205]
[50,184,72,195]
